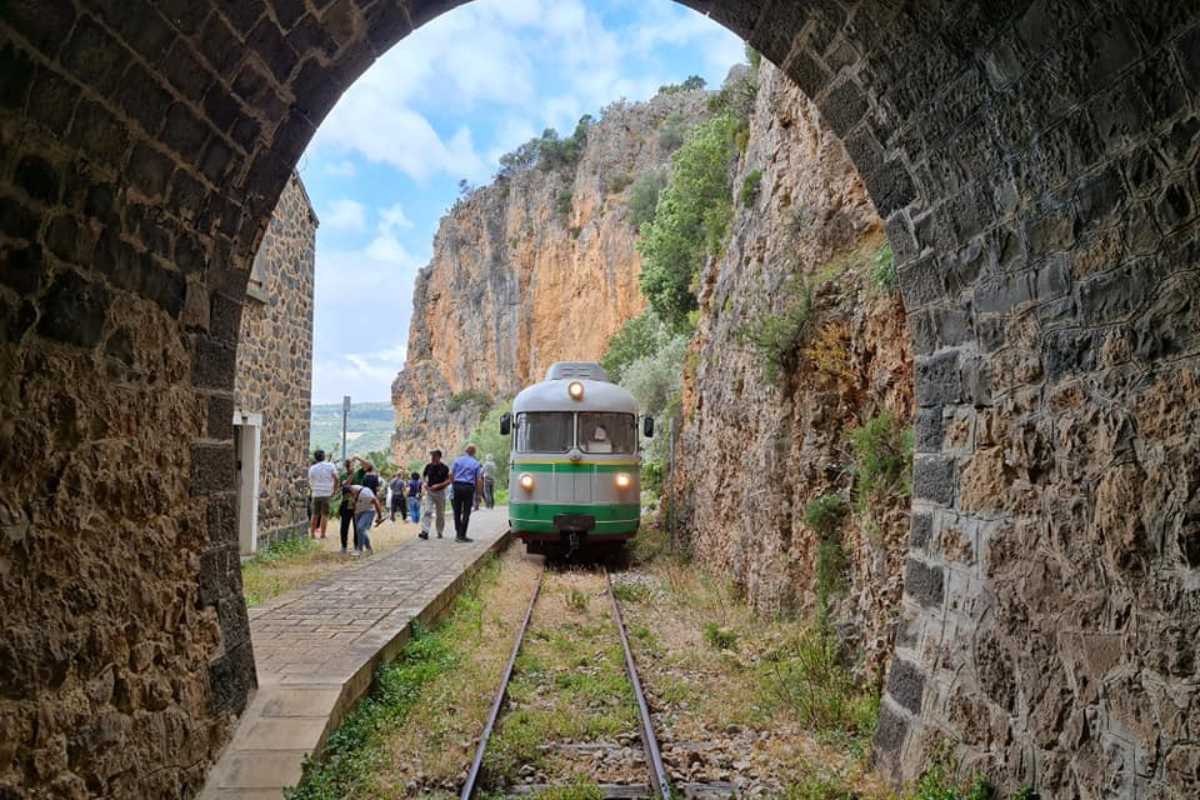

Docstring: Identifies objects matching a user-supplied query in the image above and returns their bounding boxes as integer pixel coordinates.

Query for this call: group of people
[306,445,499,555]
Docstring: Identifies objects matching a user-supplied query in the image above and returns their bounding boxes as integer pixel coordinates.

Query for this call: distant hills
[310,401,395,459]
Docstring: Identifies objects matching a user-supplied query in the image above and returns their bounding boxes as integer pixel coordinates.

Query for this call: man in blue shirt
[450,444,484,542]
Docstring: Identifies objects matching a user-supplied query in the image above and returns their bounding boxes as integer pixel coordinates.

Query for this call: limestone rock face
[391,91,710,462]
[668,64,912,677]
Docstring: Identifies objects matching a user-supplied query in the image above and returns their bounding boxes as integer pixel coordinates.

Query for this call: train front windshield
[515,412,636,454]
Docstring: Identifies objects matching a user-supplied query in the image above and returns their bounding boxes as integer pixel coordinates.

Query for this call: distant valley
[309,401,395,459]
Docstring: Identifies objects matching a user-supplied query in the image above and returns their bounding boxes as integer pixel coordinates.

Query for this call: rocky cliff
[669,65,912,678]
[391,91,710,463]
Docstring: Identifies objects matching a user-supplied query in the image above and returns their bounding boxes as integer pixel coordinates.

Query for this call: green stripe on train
[509,502,640,520]
[510,462,638,474]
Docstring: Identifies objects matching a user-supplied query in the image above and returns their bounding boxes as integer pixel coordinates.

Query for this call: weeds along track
[460,566,674,800]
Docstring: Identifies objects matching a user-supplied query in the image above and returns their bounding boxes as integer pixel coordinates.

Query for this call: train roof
[513,362,639,414]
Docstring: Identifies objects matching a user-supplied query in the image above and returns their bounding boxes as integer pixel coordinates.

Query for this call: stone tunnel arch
[1,1,1197,796]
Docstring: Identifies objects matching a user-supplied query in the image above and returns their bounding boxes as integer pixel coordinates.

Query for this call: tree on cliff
[636,112,740,330]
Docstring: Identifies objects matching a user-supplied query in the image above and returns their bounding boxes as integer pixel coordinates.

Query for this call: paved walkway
[200,508,511,799]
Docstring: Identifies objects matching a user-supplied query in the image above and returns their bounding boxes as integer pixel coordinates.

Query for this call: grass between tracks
[285,549,543,800]
[483,570,640,788]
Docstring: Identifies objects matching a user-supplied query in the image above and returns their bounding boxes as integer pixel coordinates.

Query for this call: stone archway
[1,1,1197,796]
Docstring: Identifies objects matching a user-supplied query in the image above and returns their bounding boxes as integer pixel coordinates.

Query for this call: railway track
[460,566,676,800]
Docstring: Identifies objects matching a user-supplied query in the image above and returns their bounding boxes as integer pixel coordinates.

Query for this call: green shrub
[909,761,997,800]
[555,188,573,217]
[637,112,742,329]
[607,172,633,194]
[703,622,738,651]
[746,44,763,71]
[446,389,492,414]
[849,411,913,515]
[872,242,898,292]
[657,113,688,153]
[804,494,846,536]
[565,588,590,612]
[784,771,856,800]
[611,582,651,604]
[600,310,672,383]
[628,170,668,229]
[657,75,706,95]
[740,168,763,208]
[497,117,592,178]
[761,626,869,736]
[640,460,664,496]
[737,278,812,385]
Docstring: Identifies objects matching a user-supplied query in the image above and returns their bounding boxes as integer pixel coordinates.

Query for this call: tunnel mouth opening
[3,1,1198,798]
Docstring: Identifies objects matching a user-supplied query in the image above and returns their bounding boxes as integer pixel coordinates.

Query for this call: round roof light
[568,381,584,400]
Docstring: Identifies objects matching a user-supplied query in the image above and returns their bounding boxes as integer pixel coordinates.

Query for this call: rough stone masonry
[0,1,1197,798]
[235,171,317,550]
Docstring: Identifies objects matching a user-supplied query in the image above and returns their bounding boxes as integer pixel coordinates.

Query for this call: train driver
[587,423,613,453]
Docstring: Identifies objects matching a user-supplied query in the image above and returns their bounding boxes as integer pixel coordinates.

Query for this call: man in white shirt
[307,450,338,539]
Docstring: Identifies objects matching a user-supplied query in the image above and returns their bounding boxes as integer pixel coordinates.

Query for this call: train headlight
[519,473,535,491]
[568,381,584,400]
[615,473,632,490]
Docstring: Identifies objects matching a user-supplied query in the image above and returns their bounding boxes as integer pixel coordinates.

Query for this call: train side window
[578,413,635,454]
[515,412,574,453]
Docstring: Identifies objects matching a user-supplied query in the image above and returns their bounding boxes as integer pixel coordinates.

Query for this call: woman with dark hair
[407,471,422,524]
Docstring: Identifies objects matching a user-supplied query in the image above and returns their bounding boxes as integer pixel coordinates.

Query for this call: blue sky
[298,0,745,404]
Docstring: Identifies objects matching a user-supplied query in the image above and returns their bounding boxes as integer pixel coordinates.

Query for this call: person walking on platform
[338,459,355,554]
[345,482,384,556]
[450,444,484,543]
[407,471,422,524]
[481,454,497,509]
[307,450,338,539]
[388,472,408,523]
[420,449,451,540]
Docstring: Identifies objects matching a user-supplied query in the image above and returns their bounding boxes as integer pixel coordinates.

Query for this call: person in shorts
[307,450,338,539]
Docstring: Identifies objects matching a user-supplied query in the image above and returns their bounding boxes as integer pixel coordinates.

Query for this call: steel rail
[605,567,672,800]
[460,567,544,800]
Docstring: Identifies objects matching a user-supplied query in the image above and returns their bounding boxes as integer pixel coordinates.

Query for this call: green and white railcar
[500,362,653,556]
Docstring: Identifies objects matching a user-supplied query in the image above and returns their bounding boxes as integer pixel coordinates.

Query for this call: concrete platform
[200,508,511,799]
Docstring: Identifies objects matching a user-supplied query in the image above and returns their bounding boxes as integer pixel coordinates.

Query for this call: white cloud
[324,160,357,177]
[379,203,414,232]
[324,198,367,232]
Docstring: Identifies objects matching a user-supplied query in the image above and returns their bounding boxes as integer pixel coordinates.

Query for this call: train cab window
[579,413,635,454]
[515,412,574,453]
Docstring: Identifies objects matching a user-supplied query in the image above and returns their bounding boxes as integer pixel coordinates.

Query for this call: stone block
[4,0,76,59]
[15,154,60,205]
[208,641,256,715]
[910,512,934,550]
[887,658,926,714]
[913,454,956,506]
[916,350,961,407]
[0,242,42,294]
[126,144,175,202]
[35,269,110,348]
[0,194,40,241]
[819,77,868,139]
[190,442,235,496]
[872,701,909,763]
[905,558,945,608]
[192,336,238,390]
[247,18,299,83]
[974,270,1034,314]
[960,355,992,406]
[898,255,944,309]
[868,158,918,219]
